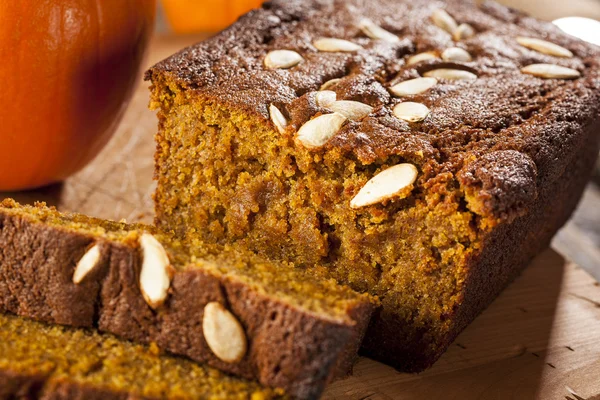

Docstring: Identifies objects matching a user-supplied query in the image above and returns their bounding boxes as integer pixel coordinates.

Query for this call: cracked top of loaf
[147,0,600,221]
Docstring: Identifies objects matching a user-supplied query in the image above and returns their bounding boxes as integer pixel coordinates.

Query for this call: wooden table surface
[3,3,600,398]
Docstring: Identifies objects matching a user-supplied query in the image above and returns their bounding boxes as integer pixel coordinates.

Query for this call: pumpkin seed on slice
[329,100,374,120]
[441,47,472,62]
[453,23,475,41]
[407,51,439,65]
[320,78,342,91]
[269,104,288,134]
[296,113,347,148]
[264,50,304,69]
[358,18,399,43]
[431,9,458,34]
[516,37,573,58]
[314,38,363,52]
[521,63,580,79]
[389,77,438,97]
[423,68,477,80]
[315,90,337,108]
[393,102,431,122]
[350,163,419,208]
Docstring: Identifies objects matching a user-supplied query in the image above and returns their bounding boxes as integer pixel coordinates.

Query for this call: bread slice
[0,312,286,399]
[0,199,375,399]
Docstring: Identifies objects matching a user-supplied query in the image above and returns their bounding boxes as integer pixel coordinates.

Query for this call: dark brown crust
[0,216,99,328]
[0,214,373,399]
[145,0,600,211]
[361,118,600,371]
[0,369,150,400]
[332,299,373,377]
[0,369,45,400]
[41,382,145,400]
[458,150,538,221]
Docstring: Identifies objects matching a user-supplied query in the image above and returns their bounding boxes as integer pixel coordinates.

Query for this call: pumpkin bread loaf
[0,199,374,400]
[0,312,287,400]
[146,0,600,371]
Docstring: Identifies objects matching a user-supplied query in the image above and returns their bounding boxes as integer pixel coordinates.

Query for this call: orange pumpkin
[0,0,156,191]
[161,0,263,33]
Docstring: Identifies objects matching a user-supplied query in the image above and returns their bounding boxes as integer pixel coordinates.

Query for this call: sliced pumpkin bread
[0,199,375,399]
[0,312,286,399]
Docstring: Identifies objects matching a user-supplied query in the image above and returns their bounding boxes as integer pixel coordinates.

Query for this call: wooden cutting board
[325,249,600,400]
[4,34,600,400]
